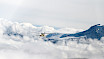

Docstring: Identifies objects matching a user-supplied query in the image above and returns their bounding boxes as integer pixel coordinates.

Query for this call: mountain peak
[60,24,104,40]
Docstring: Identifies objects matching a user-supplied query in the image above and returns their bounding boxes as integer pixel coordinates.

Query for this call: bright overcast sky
[0,0,104,29]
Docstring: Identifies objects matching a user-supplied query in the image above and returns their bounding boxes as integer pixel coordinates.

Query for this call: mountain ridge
[60,24,104,40]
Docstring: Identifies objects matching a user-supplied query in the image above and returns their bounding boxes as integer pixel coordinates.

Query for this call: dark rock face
[60,24,104,40]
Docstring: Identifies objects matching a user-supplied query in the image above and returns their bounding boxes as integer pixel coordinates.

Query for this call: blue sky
[0,0,104,30]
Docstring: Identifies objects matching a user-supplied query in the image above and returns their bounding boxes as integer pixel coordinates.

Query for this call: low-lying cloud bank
[0,18,104,59]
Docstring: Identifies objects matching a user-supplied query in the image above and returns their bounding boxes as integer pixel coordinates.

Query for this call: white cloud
[0,19,104,59]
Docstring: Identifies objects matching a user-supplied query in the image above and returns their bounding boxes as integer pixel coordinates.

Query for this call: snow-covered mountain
[46,24,104,40]
[60,24,104,40]
[0,19,104,59]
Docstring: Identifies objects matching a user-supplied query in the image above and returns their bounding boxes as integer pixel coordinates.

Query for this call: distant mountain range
[46,24,104,40]
[60,24,104,40]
